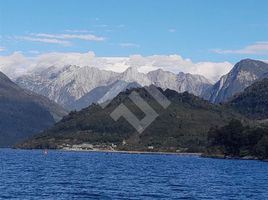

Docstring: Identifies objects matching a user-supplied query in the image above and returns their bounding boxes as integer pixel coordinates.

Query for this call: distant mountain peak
[16,65,212,109]
[238,58,265,64]
[153,68,164,72]
[124,66,139,72]
[204,58,268,103]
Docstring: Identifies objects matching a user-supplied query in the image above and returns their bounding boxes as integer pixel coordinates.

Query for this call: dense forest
[16,87,243,152]
[228,78,268,119]
[205,120,268,160]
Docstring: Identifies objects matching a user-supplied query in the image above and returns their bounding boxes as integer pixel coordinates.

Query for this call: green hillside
[17,86,244,152]
[228,78,268,120]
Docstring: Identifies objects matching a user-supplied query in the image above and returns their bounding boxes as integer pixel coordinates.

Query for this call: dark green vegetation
[0,72,67,147]
[16,86,243,152]
[228,78,268,120]
[204,78,268,160]
[205,120,268,160]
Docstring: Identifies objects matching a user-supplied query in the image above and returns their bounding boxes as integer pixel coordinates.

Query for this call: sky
[0,0,268,81]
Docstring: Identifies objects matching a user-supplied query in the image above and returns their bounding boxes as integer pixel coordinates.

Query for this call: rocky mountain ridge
[204,59,268,103]
[16,66,212,110]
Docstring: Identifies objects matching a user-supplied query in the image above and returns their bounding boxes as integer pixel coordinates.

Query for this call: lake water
[0,149,268,199]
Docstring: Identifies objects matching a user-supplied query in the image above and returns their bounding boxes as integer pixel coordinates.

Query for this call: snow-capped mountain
[16,65,212,110]
[71,80,141,110]
[203,59,268,103]
[16,65,119,109]
[148,69,211,96]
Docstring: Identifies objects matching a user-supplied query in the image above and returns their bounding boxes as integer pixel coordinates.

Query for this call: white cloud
[64,29,93,33]
[125,55,232,82]
[16,36,71,46]
[213,41,268,55]
[120,43,140,48]
[0,47,5,52]
[0,52,30,78]
[31,33,105,41]
[94,24,108,28]
[13,32,105,46]
[189,61,232,83]
[26,51,96,72]
[0,51,233,82]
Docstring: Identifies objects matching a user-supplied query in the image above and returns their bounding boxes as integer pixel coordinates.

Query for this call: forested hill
[17,86,243,152]
[228,78,268,120]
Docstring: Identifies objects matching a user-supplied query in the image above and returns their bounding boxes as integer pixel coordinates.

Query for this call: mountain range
[16,77,268,159]
[16,59,268,111]
[2,58,268,154]
[16,66,212,110]
[16,86,243,152]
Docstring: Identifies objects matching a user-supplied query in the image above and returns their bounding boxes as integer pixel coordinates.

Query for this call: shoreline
[59,148,202,156]
[60,149,267,161]
[4,148,268,161]
[202,153,268,162]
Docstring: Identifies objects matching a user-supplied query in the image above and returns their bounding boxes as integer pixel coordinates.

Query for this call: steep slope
[0,71,67,147]
[227,78,268,120]
[16,66,212,110]
[17,86,243,152]
[204,59,268,103]
[119,67,151,86]
[71,80,141,110]
[148,69,211,96]
[16,65,119,110]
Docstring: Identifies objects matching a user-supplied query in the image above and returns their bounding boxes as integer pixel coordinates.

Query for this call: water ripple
[1,149,268,199]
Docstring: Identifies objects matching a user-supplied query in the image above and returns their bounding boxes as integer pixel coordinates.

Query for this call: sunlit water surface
[0,149,268,199]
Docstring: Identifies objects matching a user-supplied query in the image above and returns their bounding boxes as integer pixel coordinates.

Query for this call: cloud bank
[213,41,268,55]
[15,36,71,45]
[14,32,105,46]
[0,51,233,82]
[31,33,105,41]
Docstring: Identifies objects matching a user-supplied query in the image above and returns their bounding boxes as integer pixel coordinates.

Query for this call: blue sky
[0,0,268,63]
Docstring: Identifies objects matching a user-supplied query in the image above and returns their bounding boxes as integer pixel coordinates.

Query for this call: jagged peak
[153,68,164,73]
[123,66,139,74]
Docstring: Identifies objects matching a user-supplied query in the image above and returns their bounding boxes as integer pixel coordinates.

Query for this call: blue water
[0,149,268,199]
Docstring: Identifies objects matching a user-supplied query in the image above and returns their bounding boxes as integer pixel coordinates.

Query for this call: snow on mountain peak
[16,65,212,110]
